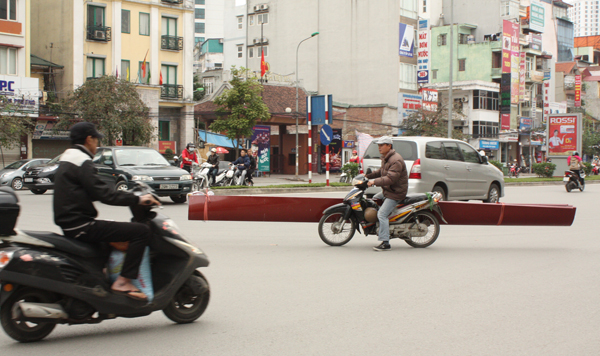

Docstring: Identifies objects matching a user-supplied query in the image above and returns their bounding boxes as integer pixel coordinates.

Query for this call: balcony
[161,35,183,51]
[526,70,544,83]
[161,84,183,100]
[161,0,183,4]
[87,26,112,42]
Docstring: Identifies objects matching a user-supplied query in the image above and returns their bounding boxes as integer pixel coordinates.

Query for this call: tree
[55,76,154,146]
[400,104,467,140]
[0,98,35,167]
[193,76,206,101]
[210,67,270,156]
[582,116,600,158]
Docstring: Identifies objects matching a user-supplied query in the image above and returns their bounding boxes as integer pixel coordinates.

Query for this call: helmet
[186,142,195,149]
[211,148,217,153]
[573,151,579,156]
[364,208,378,223]
[353,150,357,154]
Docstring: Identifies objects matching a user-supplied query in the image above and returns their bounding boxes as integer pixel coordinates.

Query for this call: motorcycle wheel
[580,183,585,192]
[192,182,200,192]
[565,183,572,192]
[404,211,440,248]
[163,272,210,324]
[0,288,57,343]
[30,189,46,195]
[318,212,356,246]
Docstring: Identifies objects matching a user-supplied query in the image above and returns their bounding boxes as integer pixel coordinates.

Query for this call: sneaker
[373,242,391,251]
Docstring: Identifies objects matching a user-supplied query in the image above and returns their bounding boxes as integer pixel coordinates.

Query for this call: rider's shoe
[373,241,391,251]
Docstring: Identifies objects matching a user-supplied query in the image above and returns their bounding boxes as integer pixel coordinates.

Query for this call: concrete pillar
[179,105,195,150]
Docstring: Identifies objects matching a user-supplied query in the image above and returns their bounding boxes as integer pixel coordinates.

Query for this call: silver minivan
[362,137,504,202]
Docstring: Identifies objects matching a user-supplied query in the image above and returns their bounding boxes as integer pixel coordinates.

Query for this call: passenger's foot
[373,241,391,251]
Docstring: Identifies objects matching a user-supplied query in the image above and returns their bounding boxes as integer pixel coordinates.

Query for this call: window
[473,90,499,111]
[248,47,254,58]
[195,8,205,19]
[459,33,469,44]
[441,142,462,161]
[88,5,105,27]
[437,34,447,46]
[399,63,417,90]
[237,16,243,29]
[203,78,214,94]
[432,69,437,80]
[0,46,17,75]
[140,13,150,36]
[0,0,16,20]
[158,121,170,141]
[214,63,222,68]
[472,121,499,139]
[458,58,466,71]
[162,16,177,36]
[99,150,114,165]
[257,13,268,24]
[195,0,204,4]
[122,10,130,33]
[237,45,243,58]
[195,22,205,33]
[87,57,105,79]
[423,0,427,13]
[138,61,150,83]
[425,142,447,160]
[161,65,177,85]
[400,0,418,19]
[458,143,480,163]
[258,46,268,57]
[121,60,130,81]
[249,15,254,25]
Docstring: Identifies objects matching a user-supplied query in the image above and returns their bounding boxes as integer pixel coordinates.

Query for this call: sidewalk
[250,172,340,187]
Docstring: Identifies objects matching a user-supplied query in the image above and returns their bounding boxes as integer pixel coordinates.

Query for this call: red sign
[501,113,511,130]
[548,115,578,156]
[574,75,581,107]
[159,141,176,154]
[419,88,438,112]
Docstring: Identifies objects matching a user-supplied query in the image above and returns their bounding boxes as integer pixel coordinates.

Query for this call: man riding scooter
[206,148,220,186]
[230,149,250,185]
[181,143,199,173]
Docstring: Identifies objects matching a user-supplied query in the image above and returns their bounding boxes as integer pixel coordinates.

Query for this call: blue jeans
[376,195,399,242]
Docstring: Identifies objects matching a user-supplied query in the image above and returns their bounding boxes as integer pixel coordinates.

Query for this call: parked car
[362,137,504,203]
[0,159,51,190]
[93,146,193,203]
[22,155,61,194]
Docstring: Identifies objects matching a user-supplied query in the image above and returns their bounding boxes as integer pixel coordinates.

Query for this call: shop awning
[198,130,236,148]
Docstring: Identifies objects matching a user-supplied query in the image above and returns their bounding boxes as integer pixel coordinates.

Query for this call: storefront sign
[419,88,438,112]
[343,141,355,148]
[32,120,69,140]
[502,20,520,106]
[530,34,543,51]
[0,75,40,116]
[397,93,422,125]
[480,140,500,150]
[547,114,581,157]
[529,0,545,33]
[251,125,271,172]
[417,19,429,83]
[399,23,415,58]
[574,75,581,107]
[519,117,533,131]
[158,141,176,154]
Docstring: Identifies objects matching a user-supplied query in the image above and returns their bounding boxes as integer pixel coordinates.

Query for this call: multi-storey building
[30,0,196,152]
[568,0,600,37]
[193,0,224,45]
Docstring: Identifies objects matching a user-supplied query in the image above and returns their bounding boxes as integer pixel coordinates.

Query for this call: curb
[504,180,600,187]
[202,186,351,196]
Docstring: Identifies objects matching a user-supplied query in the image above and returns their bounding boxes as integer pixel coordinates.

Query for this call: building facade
[568,0,600,37]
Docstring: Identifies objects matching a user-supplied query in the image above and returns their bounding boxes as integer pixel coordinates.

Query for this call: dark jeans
[208,167,218,183]
[246,168,255,182]
[182,164,192,173]
[572,169,584,184]
[64,220,152,280]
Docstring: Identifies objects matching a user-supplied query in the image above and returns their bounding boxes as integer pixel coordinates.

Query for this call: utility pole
[448,0,454,138]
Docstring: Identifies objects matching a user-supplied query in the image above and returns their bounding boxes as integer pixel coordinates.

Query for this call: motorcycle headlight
[42,166,58,172]
[180,175,192,181]
[132,175,153,181]
[351,177,365,186]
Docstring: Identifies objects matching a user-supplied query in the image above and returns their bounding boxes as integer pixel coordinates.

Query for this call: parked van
[362,137,504,202]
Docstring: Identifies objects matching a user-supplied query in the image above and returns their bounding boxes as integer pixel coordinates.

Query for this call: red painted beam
[189,194,576,226]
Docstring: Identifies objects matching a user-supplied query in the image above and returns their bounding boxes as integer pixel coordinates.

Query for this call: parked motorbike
[192,162,213,191]
[318,175,445,248]
[0,183,210,342]
[564,170,585,192]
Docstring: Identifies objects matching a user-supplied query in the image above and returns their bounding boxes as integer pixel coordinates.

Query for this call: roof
[574,36,600,50]
[555,62,576,73]
[30,54,63,68]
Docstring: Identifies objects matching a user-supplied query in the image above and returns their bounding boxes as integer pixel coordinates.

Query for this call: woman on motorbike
[568,151,584,185]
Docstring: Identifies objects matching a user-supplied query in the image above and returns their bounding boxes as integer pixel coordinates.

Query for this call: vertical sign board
[251,125,271,172]
[417,19,429,83]
[320,128,342,173]
[574,75,582,107]
[543,80,551,124]
[520,52,526,102]
[308,95,333,125]
[547,114,582,157]
[502,20,520,105]
[501,73,511,130]
[399,23,415,58]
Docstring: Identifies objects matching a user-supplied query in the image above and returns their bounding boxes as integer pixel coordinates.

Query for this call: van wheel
[170,194,187,204]
[11,178,23,190]
[483,183,500,203]
[432,185,446,201]
[115,181,129,192]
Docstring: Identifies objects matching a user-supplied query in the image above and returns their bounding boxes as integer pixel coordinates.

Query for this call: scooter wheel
[1,288,57,343]
[163,272,210,324]
[565,184,572,192]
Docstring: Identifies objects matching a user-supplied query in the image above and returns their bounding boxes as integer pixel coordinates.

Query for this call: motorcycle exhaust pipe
[13,302,68,320]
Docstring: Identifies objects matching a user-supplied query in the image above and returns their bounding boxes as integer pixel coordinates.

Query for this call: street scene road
[0,185,598,355]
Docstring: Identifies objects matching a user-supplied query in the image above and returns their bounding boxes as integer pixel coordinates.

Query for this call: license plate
[160,184,179,190]
[24,178,33,182]
[563,177,569,182]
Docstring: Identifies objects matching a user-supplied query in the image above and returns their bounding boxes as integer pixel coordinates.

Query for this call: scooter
[509,164,521,178]
[0,184,210,343]
[230,165,248,186]
[318,175,445,248]
[211,165,235,187]
[592,164,600,176]
[564,170,585,192]
[192,162,213,191]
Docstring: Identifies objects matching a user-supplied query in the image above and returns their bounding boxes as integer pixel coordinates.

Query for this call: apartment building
[30,0,195,152]
[568,0,600,37]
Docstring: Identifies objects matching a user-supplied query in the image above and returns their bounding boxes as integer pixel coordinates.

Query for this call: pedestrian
[180,143,199,173]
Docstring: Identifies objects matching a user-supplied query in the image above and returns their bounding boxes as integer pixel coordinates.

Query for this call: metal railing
[161,35,183,51]
[161,84,183,99]
[161,0,183,4]
[87,26,112,42]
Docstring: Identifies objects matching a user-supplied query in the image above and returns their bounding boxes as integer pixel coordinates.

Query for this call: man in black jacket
[206,147,219,185]
[53,122,160,302]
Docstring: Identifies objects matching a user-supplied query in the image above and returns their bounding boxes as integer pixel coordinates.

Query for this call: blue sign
[519,117,533,131]
[399,23,415,58]
[479,140,500,150]
[308,95,333,126]
[320,125,333,145]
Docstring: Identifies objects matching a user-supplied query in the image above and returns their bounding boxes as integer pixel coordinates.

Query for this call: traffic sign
[320,125,333,145]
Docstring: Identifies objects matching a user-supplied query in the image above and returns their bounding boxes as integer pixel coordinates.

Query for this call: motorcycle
[339,172,351,183]
[211,165,235,187]
[318,175,445,248]
[592,164,600,176]
[564,170,585,192]
[192,162,213,191]
[0,183,210,343]
[231,165,248,186]
[509,164,521,178]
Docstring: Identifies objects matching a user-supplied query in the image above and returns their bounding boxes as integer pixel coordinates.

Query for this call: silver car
[362,137,504,202]
[0,159,51,190]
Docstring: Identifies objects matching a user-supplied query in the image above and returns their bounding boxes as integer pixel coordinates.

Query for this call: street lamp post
[295,31,319,179]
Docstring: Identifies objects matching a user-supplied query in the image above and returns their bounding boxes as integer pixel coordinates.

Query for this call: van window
[363,140,418,161]
[425,142,447,160]
[458,142,480,163]
[441,142,462,161]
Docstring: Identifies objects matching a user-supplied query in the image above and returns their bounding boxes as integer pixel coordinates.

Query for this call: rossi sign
[547,114,581,157]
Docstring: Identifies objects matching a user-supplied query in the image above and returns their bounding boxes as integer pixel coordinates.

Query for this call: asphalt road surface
[1,185,598,355]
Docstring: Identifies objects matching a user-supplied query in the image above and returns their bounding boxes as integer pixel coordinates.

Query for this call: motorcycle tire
[163,272,210,324]
[565,183,572,192]
[318,212,356,246]
[580,183,585,192]
[30,189,47,195]
[404,211,440,248]
[1,288,57,343]
[192,182,200,192]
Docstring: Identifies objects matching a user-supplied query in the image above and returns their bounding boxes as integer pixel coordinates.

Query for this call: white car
[362,137,504,202]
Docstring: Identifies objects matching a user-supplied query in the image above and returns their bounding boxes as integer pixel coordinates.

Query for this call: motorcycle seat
[399,194,428,205]
[217,169,225,175]
[21,230,102,258]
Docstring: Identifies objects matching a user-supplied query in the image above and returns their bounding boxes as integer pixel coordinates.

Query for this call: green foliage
[55,76,154,146]
[0,98,35,150]
[210,67,270,156]
[582,116,600,158]
[582,162,592,175]
[532,162,556,178]
[193,76,206,101]
[162,148,174,161]
[341,162,359,178]
[489,160,504,172]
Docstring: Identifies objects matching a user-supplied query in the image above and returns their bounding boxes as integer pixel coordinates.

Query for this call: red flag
[141,49,149,79]
[260,49,266,77]
[159,71,163,85]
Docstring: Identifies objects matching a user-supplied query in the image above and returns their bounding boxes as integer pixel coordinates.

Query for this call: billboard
[399,23,415,58]
[575,75,582,107]
[320,128,342,172]
[417,19,430,83]
[397,93,422,126]
[547,114,582,157]
[251,125,271,172]
[529,0,545,33]
[0,75,40,116]
[420,88,438,112]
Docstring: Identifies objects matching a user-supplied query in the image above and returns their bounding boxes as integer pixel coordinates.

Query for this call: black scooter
[0,183,210,343]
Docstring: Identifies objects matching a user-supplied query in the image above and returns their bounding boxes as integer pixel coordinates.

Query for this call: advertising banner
[529,0,545,33]
[519,117,533,131]
[321,128,342,172]
[531,34,542,51]
[575,75,581,107]
[420,88,438,112]
[501,73,511,130]
[158,141,176,154]
[397,93,422,126]
[520,52,526,102]
[251,125,271,172]
[502,20,520,105]
[399,23,415,58]
[547,114,581,157]
[417,19,429,83]
[479,140,500,150]
[0,75,40,116]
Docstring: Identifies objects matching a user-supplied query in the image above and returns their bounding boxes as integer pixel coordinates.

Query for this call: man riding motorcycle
[206,148,220,185]
[181,143,199,173]
[230,149,250,183]
[365,136,408,251]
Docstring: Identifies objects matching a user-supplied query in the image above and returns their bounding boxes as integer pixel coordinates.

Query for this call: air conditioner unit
[467,35,475,44]
[94,30,106,40]
[218,38,223,44]
[261,37,268,44]
[260,4,268,10]
[254,5,260,12]
[253,38,259,44]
